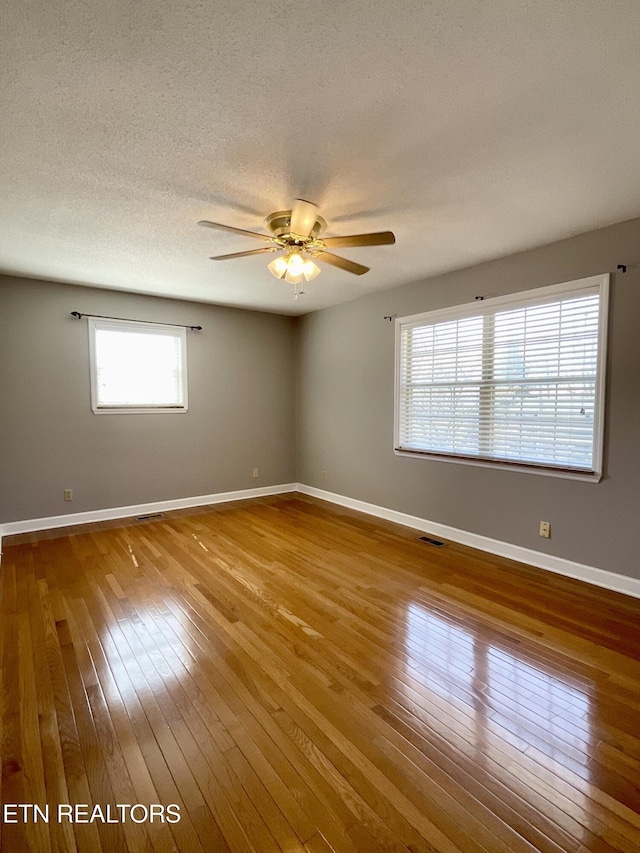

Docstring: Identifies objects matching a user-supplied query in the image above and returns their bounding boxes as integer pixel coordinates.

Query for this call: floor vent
[419,535,446,547]
[136,512,165,521]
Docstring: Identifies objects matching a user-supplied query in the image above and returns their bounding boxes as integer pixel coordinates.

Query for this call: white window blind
[395,275,608,479]
[89,319,188,413]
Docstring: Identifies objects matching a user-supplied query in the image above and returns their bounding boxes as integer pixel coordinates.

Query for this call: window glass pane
[401,386,480,454]
[490,382,595,466]
[493,296,599,381]
[96,329,183,406]
[405,317,483,384]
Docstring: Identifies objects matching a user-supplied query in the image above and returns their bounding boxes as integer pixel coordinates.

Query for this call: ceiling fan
[198,199,395,297]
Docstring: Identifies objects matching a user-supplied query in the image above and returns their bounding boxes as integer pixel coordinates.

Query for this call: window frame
[88,317,189,415]
[394,274,609,481]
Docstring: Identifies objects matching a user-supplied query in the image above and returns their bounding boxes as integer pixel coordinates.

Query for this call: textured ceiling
[2,1,640,315]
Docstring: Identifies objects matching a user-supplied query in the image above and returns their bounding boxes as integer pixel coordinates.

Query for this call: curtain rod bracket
[617,264,627,273]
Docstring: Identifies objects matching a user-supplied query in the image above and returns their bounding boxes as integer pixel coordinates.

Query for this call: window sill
[92,406,188,415]
[393,448,602,482]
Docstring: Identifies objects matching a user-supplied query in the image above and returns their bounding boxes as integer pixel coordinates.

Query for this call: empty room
[1,2,639,852]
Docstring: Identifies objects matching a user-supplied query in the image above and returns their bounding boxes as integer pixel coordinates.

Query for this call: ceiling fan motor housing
[264,210,327,243]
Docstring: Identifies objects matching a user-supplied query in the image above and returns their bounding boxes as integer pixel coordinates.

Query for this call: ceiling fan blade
[316,251,370,276]
[210,248,276,260]
[321,231,396,249]
[290,199,319,238]
[198,220,270,241]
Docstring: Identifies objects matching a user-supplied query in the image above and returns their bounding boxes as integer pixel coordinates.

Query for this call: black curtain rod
[70,311,202,331]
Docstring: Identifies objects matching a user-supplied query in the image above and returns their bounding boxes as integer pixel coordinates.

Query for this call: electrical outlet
[322,469,327,480]
[539,520,551,539]
[63,489,73,502]
[252,468,259,478]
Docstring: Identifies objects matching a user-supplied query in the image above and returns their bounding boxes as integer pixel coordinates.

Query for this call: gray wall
[0,276,296,522]
[295,217,640,580]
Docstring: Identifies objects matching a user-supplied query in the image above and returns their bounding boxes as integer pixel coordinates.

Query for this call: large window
[88,318,188,414]
[395,274,608,479]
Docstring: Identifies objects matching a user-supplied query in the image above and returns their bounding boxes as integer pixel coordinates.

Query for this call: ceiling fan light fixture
[287,252,305,276]
[269,250,319,285]
[284,269,303,285]
[302,258,321,281]
[268,255,288,279]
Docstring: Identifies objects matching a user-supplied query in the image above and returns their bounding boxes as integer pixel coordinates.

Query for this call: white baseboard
[296,484,640,601]
[0,483,297,543]
[3,481,638,601]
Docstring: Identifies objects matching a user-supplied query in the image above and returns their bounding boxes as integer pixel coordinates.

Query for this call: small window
[394,274,609,480]
[88,318,188,414]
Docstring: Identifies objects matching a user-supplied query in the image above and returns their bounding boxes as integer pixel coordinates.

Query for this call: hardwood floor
[1,494,639,852]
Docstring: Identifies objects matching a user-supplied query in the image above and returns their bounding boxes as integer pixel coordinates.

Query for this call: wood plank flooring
[1,494,639,852]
